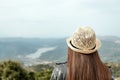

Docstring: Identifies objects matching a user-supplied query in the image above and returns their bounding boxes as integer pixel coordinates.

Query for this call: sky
[0,0,120,38]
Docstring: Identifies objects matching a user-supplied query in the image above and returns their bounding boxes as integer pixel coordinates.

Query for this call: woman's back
[67,49,112,80]
[50,59,114,80]
[50,26,114,80]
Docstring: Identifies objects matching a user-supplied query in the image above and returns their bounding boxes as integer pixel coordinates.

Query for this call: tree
[0,60,35,80]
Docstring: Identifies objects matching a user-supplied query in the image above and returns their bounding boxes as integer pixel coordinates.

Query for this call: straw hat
[66,26,101,54]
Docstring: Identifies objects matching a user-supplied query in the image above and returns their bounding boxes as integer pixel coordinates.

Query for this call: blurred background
[0,0,120,80]
[0,0,120,64]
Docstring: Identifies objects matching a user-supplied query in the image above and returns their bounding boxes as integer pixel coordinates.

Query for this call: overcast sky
[0,0,120,38]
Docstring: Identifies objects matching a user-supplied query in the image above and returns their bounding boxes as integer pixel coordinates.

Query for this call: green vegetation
[107,62,120,78]
[0,60,35,80]
[0,60,120,80]
[35,69,52,80]
[0,60,53,80]
[30,64,53,80]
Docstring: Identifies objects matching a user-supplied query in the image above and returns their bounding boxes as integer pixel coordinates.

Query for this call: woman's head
[66,26,112,80]
[66,26,101,54]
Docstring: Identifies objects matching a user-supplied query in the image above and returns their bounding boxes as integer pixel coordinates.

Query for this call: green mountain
[0,36,120,64]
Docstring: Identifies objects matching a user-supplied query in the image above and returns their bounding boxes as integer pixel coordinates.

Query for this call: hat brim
[66,37,101,54]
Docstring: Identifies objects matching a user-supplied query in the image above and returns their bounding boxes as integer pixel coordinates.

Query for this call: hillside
[0,60,120,80]
[0,36,120,65]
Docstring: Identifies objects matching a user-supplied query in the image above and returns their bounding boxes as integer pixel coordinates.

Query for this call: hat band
[70,41,96,50]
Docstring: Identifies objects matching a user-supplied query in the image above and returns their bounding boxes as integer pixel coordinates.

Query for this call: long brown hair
[67,48,112,80]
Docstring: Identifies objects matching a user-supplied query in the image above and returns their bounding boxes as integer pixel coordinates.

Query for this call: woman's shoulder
[55,61,67,66]
[54,61,67,73]
[107,66,114,80]
[50,61,67,80]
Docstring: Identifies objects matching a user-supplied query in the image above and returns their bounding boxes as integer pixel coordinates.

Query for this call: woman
[50,26,114,80]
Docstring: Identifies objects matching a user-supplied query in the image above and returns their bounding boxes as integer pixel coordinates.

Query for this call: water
[26,47,56,59]
[17,46,57,66]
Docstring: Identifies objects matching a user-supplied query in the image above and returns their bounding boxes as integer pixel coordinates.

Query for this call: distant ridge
[0,36,119,65]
